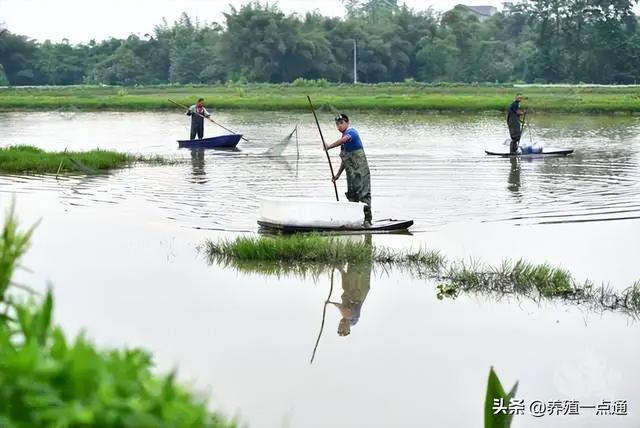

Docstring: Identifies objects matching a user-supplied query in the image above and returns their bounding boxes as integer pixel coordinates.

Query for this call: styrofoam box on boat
[258,197,366,228]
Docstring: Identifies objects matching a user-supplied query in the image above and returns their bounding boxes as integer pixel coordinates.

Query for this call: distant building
[456,5,498,22]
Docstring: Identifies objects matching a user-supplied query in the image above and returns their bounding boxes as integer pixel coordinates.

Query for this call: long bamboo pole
[307,96,339,201]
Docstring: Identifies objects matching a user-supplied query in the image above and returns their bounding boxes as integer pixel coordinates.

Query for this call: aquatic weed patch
[0,145,173,173]
[204,234,640,317]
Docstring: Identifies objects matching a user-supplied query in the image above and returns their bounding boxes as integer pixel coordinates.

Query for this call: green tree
[0,29,38,85]
[35,40,86,84]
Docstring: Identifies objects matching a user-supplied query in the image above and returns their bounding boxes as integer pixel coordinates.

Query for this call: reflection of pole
[310,268,335,364]
[353,40,357,84]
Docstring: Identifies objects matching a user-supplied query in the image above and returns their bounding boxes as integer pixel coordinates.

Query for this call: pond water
[1,110,639,427]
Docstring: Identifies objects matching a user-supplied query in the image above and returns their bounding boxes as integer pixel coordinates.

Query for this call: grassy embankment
[1,82,640,113]
[205,234,640,316]
[0,145,169,173]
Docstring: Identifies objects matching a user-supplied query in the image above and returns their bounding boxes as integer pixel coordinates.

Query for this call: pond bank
[2,83,640,114]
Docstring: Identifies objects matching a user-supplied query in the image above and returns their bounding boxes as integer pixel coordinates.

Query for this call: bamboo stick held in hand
[307,96,339,201]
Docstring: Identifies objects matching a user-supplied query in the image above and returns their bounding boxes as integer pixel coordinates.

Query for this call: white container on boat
[258,197,366,228]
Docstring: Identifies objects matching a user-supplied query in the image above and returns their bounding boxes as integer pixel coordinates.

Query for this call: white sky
[1,0,505,43]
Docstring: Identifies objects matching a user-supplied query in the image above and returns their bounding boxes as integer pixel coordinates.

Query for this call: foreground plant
[0,201,36,318]
[0,205,236,428]
[485,367,518,428]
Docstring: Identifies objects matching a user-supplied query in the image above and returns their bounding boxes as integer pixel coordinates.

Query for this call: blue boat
[177,134,242,149]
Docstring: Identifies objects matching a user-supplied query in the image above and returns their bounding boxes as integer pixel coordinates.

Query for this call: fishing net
[265,125,299,156]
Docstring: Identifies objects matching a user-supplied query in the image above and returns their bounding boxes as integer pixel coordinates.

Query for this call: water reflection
[309,235,373,363]
[330,241,372,337]
[190,149,207,184]
[507,157,521,194]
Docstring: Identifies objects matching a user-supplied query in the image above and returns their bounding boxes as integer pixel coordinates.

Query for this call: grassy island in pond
[0,145,167,173]
[1,83,640,114]
[205,234,640,317]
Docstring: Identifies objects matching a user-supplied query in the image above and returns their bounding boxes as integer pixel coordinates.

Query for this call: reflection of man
[330,261,372,336]
[190,148,207,184]
[507,156,521,193]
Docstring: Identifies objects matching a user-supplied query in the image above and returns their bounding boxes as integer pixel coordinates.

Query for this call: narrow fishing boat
[257,197,413,233]
[485,148,574,157]
[177,134,242,149]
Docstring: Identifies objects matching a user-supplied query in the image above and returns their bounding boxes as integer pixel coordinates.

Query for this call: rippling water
[2,111,640,427]
[1,111,640,232]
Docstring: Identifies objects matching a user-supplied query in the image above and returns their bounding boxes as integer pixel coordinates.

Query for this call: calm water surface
[1,111,639,427]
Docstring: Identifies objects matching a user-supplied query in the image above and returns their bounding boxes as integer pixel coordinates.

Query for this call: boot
[510,139,519,154]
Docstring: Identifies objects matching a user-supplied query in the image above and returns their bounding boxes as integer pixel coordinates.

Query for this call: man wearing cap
[507,94,526,154]
[186,98,211,140]
[325,113,372,226]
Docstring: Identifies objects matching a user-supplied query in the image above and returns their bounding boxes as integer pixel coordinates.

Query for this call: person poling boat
[324,113,372,226]
[507,93,528,154]
[168,98,250,142]
[186,98,211,140]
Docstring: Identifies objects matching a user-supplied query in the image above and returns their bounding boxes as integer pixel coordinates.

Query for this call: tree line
[1,0,640,86]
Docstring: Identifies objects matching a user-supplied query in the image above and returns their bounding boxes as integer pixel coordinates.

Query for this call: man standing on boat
[507,94,527,154]
[325,113,372,226]
[186,98,211,140]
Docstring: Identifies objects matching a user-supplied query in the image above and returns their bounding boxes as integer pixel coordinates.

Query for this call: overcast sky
[1,0,505,43]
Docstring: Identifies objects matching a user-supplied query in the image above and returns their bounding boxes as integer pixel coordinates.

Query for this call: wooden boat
[257,197,413,233]
[177,134,242,149]
[485,148,574,157]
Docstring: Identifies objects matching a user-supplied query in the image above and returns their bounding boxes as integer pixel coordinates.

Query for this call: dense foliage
[2,0,640,86]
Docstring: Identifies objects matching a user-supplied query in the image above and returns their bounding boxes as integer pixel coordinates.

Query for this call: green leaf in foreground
[484,367,518,428]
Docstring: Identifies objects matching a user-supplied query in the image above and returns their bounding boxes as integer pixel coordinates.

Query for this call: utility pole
[353,39,358,84]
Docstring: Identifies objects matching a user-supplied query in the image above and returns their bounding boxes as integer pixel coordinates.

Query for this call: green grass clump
[206,233,375,264]
[444,259,575,298]
[510,260,573,297]
[206,234,445,274]
[0,145,170,173]
[0,204,237,428]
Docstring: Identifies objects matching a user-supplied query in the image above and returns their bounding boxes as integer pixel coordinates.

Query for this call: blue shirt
[342,127,364,153]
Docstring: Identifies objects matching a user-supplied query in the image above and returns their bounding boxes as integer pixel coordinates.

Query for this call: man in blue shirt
[507,94,526,154]
[325,113,372,226]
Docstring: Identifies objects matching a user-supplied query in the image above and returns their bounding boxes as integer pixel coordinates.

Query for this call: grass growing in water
[204,234,640,317]
[205,234,446,272]
[0,145,171,173]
